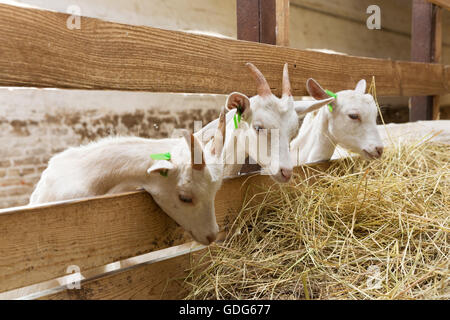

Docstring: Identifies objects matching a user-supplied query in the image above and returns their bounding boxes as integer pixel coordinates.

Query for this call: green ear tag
[325,89,337,112]
[150,152,171,161]
[234,105,242,129]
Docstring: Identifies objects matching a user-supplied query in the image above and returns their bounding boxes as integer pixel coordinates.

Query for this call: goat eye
[179,194,193,203]
[254,125,264,132]
[348,114,360,120]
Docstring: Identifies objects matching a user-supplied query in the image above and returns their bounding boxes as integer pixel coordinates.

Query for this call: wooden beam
[428,0,450,11]
[0,177,245,293]
[433,6,443,119]
[236,0,278,45]
[0,161,330,295]
[0,242,206,299]
[41,249,203,300]
[410,1,443,121]
[0,4,448,97]
[259,0,277,45]
[41,167,332,300]
[236,0,260,42]
[276,0,290,46]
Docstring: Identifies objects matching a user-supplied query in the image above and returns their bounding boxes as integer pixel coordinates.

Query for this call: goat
[290,78,384,165]
[198,63,333,182]
[29,106,228,245]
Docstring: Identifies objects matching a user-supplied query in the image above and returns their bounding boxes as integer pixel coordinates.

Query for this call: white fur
[225,94,299,182]
[197,95,333,182]
[30,120,227,246]
[291,79,384,165]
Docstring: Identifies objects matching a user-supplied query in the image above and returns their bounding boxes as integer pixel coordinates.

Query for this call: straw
[184,141,450,300]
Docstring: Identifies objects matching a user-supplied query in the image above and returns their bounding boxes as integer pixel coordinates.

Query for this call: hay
[184,141,449,300]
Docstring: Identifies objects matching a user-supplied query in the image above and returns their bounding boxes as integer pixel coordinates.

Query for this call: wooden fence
[0,1,449,299]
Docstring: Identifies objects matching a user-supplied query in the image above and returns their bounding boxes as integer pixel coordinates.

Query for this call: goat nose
[375,146,384,158]
[206,233,217,245]
[281,168,293,180]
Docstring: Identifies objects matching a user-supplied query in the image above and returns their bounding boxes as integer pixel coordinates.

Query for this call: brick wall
[0,89,225,209]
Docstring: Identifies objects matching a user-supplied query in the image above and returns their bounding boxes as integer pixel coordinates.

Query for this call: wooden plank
[410,1,442,121]
[446,65,450,87]
[42,249,203,300]
[0,159,328,295]
[40,166,332,300]
[0,241,205,299]
[428,0,450,11]
[276,0,290,47]
[433,7,443,64]
[410,96,434,120]
[0,177,245,293]
[259,0,277,45]
[237,0,278,45]
[236,0,260,42]
[433,6,443,119]
[0,4,448,96]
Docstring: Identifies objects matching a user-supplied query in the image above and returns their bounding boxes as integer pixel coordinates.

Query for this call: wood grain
[410,1,442,121]
[276,0,290,46]
[433,6,443,119]
[236,0,260,43]
[0,159,327,295]
[428,0,450,11]
[0,4,448,97]
[259,0,277,45]
[0,176,244,293]
[42,250,204,300]
[38,166,331,300]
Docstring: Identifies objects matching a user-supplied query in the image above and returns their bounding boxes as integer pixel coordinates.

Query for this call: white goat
[29,107,228,245]
[290,78,384,165]
[198,63,334,182]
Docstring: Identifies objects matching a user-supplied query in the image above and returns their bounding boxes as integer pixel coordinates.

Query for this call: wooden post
[237,0,290,173]
[276,0,290,46]
[236,0,289,46]
[410,0,442,121]
[432,6,442,120]
[236,0,260,43]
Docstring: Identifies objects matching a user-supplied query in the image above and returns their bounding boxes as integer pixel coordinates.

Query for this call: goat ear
[226,92,251,120]
[147,160,174,175]
[306,78,330,100]
[355,79,366,94]
[294,97,335,115]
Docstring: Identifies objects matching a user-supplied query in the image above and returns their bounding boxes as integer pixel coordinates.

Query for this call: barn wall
[289,0,450,107]
[7,0,237,37]
[0,0,449,209]
[290,0,450,63]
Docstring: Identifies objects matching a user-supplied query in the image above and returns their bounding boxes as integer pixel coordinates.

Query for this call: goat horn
[246,63,271,97]
[191,134,205,170]
[282,63,292,97]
